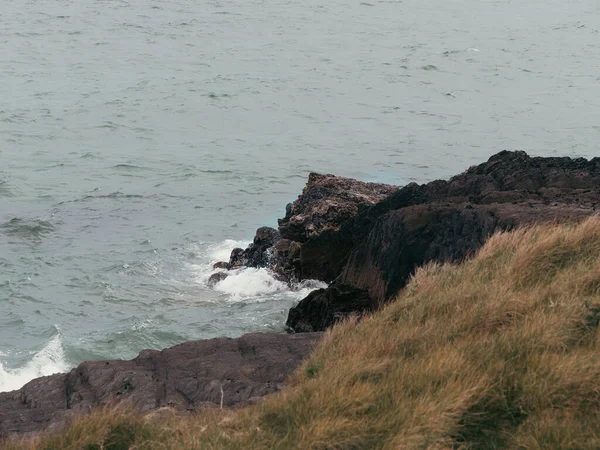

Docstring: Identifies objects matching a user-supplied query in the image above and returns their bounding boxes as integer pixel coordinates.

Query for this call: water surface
[1,0,599,391]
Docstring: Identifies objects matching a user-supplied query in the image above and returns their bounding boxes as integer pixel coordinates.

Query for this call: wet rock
[208,272,229,286]
[228,247,246,269]
[0,332,321,436]
[212,261,229,270]
[286,284,373,333]
[288,151,600,331]
[271,239,302,281]
[215,177,397,284]
[224,227,280,272]
[243,226,280,268]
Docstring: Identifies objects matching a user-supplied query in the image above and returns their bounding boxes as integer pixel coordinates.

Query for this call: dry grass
[7,217,600,449]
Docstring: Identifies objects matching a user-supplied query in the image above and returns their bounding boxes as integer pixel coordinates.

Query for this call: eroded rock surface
[278,173,398,243]
[0,332,321,436]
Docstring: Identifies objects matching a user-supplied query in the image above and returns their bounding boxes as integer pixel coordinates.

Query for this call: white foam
[0,335,70,393]
[208,239,250,264]
[192,239,328,303]
[289,279,329,300]
[213,267,288,300]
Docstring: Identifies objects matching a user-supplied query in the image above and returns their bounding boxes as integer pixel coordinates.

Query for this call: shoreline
[5,150,600,435]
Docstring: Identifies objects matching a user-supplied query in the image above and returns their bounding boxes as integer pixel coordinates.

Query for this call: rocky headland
[3,150,600,436]
[217,150,600,332]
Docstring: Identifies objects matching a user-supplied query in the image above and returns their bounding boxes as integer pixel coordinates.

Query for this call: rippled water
[1,0,599,392]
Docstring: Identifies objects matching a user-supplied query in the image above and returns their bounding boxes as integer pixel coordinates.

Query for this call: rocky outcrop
[278,173,398,243]
[213,175,398,282]
[205,151,600,333]
[286,284,373,333]
[0,332,321,436]
[216,227,280,271]
[287,151,600,331]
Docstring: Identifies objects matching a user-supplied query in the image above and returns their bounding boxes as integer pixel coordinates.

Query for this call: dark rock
[340,202,593,304]
[243,226,279,268]
[286,284,373,333]
[288,151,600,331]
[224,227,279,272]
[208,272,229,287]
[271,239,302,281]
[212,261,229,270]
[0,332,321,436]
[228,247,246,269]
[215,177,396,284]
[278,173,398,243]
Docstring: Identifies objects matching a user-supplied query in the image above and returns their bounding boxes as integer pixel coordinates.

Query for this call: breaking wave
[194,239,327,303]
[0,335,70,393]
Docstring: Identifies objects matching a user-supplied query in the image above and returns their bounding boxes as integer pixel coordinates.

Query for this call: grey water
[1,0,599,391]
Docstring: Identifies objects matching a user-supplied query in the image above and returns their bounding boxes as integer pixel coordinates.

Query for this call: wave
[0,335,70,393]
[213,267,288,300]
[0,217,55,240]
[213,268,326,302]
[0,180,13,197]
[193,239,327,303]
[111,164,150,171]
[207,239,250,263]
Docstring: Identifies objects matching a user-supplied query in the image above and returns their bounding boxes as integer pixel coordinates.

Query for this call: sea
[1,0,599,392]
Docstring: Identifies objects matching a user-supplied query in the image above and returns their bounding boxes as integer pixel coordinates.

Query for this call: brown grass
[6,217,600,449]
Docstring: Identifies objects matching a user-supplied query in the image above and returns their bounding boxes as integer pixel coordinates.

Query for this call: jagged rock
[278,173,398,243]
[288,151,600,331]
[340,202,593,303]
[228,247,246,269]
[222,227,279,272]
[286,284,373,332]
[218,176,397,283]
[271,239,302,281]
[0,332,321,436]
[243,226,279,268]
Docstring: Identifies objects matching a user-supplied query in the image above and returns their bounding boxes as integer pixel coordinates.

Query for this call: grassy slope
[7,217,600,449]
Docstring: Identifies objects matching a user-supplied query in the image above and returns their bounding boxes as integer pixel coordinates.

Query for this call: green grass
[7,217,600,449]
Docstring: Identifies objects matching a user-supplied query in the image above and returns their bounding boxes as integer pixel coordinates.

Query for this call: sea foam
[196,239,327,302]
[0,335,70,393]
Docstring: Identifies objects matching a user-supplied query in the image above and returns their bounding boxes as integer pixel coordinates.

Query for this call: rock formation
[208,151,600,333]
[287,151,600,331]
[212,174,398,282]
[277,173,398,243]
[0,332,321,436]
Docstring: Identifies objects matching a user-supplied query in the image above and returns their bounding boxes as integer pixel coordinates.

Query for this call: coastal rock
[208,271,229,286]
[210,175,397,284]
[288,151,600,330]
[340,202,594,303]
[271,239,302,282]
[215,227,280,272]
[243,226,279,268]
[278,173,398,243]
[228,247,246,269]
[0,332,321,436]
[286,284,373,333]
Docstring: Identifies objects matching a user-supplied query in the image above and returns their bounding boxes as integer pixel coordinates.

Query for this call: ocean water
[1,0,599,392]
